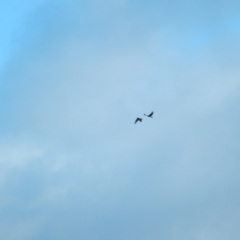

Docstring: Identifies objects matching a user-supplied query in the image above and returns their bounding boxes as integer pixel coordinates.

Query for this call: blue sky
[1,1,240,239]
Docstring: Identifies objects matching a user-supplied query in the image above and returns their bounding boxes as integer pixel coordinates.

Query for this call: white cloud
[0,1,240,239]
[0,139,43,186]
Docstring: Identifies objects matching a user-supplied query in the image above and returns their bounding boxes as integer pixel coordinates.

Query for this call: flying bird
[135,118,142,124]
[144,111,154,118]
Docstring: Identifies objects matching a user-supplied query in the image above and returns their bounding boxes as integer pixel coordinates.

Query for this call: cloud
[0,139,43,186]
[1,1,240,239]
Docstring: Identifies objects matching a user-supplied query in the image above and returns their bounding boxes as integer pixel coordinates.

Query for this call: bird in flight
[135,118,142,124]
[144,111,154,118]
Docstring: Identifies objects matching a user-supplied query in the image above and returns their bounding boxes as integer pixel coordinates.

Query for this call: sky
[0,0,240,239]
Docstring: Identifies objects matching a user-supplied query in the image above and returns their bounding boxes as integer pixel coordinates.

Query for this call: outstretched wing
[135,118,142,124]
[149,111,154,117]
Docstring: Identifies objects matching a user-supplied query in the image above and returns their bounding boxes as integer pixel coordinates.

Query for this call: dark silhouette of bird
[135,118,142,124]
[144,111,154,118]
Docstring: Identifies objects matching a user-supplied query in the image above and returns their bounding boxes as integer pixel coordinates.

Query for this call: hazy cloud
[1,0,240,239]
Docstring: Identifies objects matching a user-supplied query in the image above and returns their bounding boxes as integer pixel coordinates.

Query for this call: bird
[144,111,154,118]
[135,118,142,124]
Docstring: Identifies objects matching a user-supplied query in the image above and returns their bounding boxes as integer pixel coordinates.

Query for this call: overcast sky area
[1,0,240,239]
